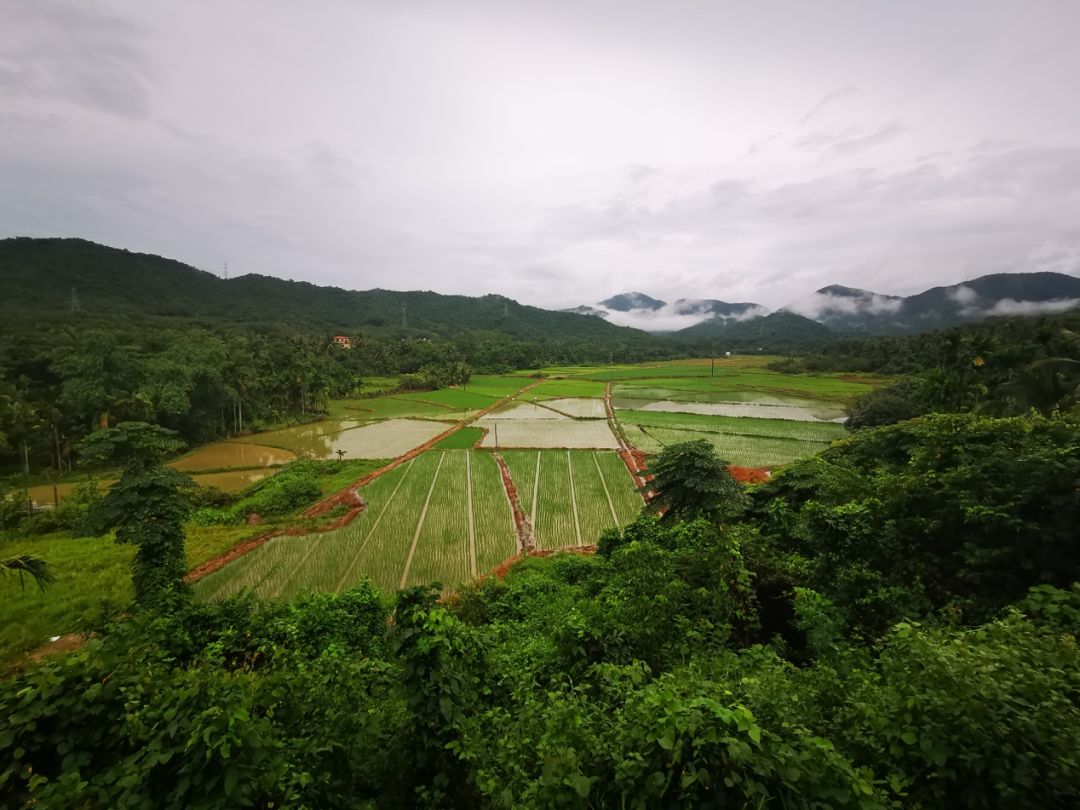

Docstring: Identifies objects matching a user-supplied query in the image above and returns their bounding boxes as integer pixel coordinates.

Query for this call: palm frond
[0,555,54,591]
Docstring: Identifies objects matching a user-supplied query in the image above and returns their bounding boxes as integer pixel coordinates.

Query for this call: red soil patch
[493,451,533,551]
[728,466,771,484]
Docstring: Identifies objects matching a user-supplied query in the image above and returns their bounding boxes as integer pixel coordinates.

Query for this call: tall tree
[645,439,744,522]
[79,422,192,608]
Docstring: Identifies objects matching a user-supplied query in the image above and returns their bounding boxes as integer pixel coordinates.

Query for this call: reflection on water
[170,442,295,472]
[629,399,845,423]
[20,468,279,508]
[233,420,365,457]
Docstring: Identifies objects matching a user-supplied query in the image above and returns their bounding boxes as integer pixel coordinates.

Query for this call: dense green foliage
[642,439,745,522]
[0,239,682,476]
[2,413,1078,806]
[773,309,1080,427]
[79,423,193,606]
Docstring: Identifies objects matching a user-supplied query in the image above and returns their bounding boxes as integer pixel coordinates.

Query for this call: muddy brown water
[20,466,281,508]
[170,442,296,472]
[232,420,365,457]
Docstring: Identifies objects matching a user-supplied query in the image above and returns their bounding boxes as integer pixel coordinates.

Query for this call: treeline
[772,309,1080,426]
[2,413,1078,806]
[0,318,679,476]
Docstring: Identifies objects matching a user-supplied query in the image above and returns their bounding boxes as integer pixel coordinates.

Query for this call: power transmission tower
[401,302,407,329]
[222,261,229,280]
[70,287,81,312]
[503,301,509,317]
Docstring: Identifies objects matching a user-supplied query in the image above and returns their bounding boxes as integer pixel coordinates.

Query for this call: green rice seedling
[593,451,645,524]
[570,452,620,543]
[471,451,518,573]
[432,427,484,449]
[523,379,607,399]
[395,388,498,410]
[626,426,831,468]
[502,449,541,530]
[535,451,578,549]
[616,409,847,441]
[406,451,471,589]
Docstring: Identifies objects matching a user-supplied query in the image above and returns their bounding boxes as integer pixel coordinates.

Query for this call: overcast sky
[2,0,1080,310]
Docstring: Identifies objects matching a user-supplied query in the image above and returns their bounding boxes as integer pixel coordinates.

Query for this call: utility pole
[70,287,81,312]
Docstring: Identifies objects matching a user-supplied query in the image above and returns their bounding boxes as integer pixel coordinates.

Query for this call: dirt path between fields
[493,451,533,552]
[605,382,651,503]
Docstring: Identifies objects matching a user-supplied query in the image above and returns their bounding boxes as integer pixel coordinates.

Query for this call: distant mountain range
[5,238,1079,354]
[572,273,1080,337]
[0,238,664,350]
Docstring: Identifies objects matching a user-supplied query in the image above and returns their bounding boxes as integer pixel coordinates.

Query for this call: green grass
[432,427,484,449]
[0,517,304,665]
[616,409,847,442]
[0,532,133,665]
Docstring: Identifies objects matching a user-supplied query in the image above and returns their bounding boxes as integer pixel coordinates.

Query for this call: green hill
[676,310,834,352]
[0,237,663,346]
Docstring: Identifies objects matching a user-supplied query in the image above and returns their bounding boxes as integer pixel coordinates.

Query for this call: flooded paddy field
[170,442,296,472]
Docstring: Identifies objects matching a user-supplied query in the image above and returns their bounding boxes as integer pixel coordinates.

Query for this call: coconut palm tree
[991,358,1080,415]
[0,555,53,591]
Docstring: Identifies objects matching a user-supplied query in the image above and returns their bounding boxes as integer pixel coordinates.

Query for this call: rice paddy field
[193,448,642,598]
[185,357,884,600]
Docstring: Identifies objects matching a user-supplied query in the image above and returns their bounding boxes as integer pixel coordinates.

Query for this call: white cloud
[599,301,769,332]
[785,291,903,319]
[1,1,1080,310]
[984,297,1080,316]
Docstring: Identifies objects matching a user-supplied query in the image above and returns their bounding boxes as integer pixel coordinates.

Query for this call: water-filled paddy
[631,399,845,423]
[170,442,296,472]
[233,420,366,456]
[476,417,619,448]
[21,467,277,508]
[486,402,570,420]
[327,418,452,458]
[543,398,608,419]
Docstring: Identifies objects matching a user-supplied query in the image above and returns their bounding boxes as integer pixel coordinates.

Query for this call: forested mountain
[677,310,834,351]
[0,238,662,346]
[788,272,1080,334]
[583,272,1080,335]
